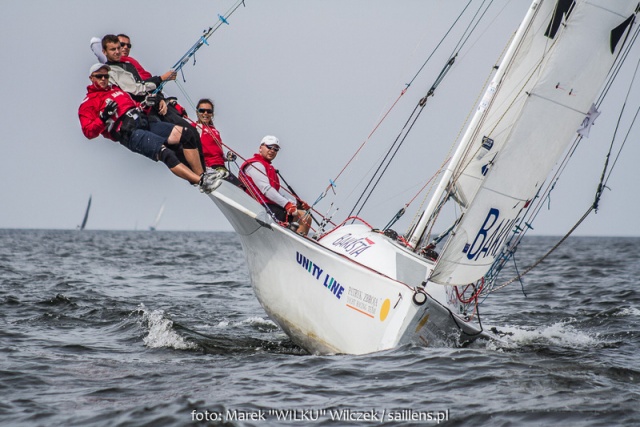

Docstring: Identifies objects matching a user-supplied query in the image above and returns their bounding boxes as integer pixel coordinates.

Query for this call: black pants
[156,105,205,170]
[266,203,289,222]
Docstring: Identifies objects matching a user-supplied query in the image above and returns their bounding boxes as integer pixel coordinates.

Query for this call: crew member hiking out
[78,63,218,193]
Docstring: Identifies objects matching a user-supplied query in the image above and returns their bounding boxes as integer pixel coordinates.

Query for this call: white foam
[138,304,198,350]
[213,316,277,328]
[614,307,640,317]
[242,316,277,327]
[492,320,600,349]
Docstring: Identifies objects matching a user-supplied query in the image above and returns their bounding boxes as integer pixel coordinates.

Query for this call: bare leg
[183,148,204,176]
[169,163,202,185]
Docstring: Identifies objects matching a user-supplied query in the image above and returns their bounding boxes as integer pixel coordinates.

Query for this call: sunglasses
[197,108,213,114]
[120,42,132,48]
[264,144,280,152]
[92,74,109,80]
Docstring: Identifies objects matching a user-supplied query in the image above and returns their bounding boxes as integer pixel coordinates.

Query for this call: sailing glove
[100,99,118,123]
[225,151,237,162]
[284,202,297,216]
[297,200,310,211]
[144,94,158,107]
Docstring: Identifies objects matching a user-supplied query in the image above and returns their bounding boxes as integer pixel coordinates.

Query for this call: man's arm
[245,163,293,208]
[78,100,106,139]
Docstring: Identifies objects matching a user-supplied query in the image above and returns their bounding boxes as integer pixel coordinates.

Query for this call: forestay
[431,0,637,285]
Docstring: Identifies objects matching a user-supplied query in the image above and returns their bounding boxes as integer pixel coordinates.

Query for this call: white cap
[89,63,110,75]
[261,135,280,147]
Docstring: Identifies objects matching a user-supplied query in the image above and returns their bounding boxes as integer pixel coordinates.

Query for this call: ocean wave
[137,304,198,351]
[492,320,601,349]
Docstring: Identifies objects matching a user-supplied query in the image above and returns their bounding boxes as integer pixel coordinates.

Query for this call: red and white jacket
[78,83,140,141]
[240,154,292,207]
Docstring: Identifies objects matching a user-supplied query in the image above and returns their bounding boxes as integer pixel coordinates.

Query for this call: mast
[407,0,541,249]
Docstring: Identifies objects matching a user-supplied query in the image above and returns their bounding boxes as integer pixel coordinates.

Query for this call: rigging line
[347,103,422,219]
[317,3,471,204]
[381,160,450,232]
[319,88,408,201]
[320,0,489,214]
[596,19,640,105]
[154,0,246,94]
[349,54,457,219]
[605,104,640,185]
[173,79,197,112]
[449,0,495,58]
[406,0,474,87]
[490,206,593,293]
[598,52,640,199]
[348,1,496,221]
[352,104,428,219]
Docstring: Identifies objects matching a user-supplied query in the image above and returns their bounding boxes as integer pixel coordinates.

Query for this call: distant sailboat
[149,200,165,231]
[78,195,92,230]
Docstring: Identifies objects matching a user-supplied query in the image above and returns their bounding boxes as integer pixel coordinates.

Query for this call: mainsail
[428,0,637,285]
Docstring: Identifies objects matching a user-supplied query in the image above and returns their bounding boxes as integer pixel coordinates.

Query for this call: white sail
[431,0,637,285]
[149,201,166,231]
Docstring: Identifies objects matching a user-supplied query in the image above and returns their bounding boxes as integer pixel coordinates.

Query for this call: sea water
[1,230,639,426]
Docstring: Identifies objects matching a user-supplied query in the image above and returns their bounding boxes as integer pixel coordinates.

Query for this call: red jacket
[121,55,152,80]
[193,122,225,167]
[241,154,280,205]
[78,83,140,141]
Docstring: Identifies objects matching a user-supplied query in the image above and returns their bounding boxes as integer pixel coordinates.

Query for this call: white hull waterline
[207,181,490,355]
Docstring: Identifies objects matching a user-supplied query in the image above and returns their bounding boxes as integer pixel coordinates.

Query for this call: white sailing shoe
[199,168,228,193]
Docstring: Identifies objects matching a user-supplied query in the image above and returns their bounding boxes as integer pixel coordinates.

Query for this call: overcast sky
[1,0,639,236]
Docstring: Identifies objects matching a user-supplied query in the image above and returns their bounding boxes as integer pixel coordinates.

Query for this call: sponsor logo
[296,252,344,299]
[464,208,517,261]
[331,233,375,257]
[345,286,380,319]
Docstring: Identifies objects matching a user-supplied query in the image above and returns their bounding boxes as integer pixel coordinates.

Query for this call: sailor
[78,63,219,192]
[192,98,243,187]
[240,136,311,235]
[99,34,205,175]
[90,34,154,80]
[116,34,153,80]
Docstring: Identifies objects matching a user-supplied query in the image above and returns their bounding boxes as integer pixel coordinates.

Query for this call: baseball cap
[261,135,280,147]
[89,63,110,75]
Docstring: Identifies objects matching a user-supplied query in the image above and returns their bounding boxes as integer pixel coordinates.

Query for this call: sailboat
[78,195,92,231]
[204,0,639,354]
[149,200,166,231]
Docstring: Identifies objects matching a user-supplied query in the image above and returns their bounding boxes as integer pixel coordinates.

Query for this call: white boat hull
[207,180,490,354]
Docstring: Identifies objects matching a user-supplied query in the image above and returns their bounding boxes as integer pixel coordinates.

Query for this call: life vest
[240,154,280,206]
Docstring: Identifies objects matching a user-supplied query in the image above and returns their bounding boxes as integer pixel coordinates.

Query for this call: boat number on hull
[296,252,344,299]
[463,208,517,261]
